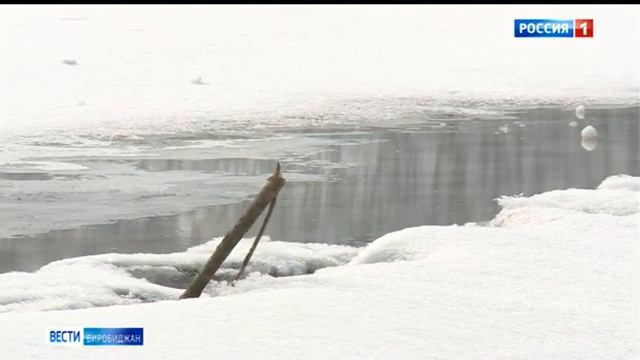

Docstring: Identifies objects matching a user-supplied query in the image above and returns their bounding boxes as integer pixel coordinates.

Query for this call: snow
[0,4,638,358]
[575,104,586,119]
[0,5,638,150]
[581,125,598,139]
[495,188,637,218]
[0,174,637,359]
[581,137,598,151]
[580,125,599,151]
[0,236,357,312]
[598,174,640,191]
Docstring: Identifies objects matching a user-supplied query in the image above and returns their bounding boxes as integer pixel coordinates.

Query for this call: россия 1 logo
[514,19,594,38]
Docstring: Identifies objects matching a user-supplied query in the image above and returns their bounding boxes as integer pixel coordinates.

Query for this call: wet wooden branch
[234,192,279,281]
[180,163,285,299]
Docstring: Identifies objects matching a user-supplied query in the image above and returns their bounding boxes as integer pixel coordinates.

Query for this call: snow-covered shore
[0,174,637,359]
[1,6,638,147]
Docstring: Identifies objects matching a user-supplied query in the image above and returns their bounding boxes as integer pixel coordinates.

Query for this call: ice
[162,139,246,150]
[0,161,89,171]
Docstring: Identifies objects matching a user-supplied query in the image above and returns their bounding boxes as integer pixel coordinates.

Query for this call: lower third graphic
[49,327,144,346]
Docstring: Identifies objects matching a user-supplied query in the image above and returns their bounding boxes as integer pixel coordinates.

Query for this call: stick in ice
[180,163,285,299]
[235,192,279,282]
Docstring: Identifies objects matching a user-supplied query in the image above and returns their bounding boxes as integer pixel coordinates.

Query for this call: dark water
[1,106,638,273]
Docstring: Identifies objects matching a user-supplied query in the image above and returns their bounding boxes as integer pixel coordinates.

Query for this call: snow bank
[0,237,357,313]
[494,187,638,219]
[353,174,639,265]
[598,173,640,192]
[0,174,637,359]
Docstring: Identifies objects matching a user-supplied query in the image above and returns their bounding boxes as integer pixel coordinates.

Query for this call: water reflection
[1,107,638,272]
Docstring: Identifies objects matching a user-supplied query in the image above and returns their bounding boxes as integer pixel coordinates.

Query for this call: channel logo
[514,19,593,38]
[48,327,144,346]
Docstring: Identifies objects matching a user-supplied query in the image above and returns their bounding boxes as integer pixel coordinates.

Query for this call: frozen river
[1,105,637,273]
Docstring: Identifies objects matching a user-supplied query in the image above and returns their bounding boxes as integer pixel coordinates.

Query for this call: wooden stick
[234,192,279,281]
[180,163,285,299]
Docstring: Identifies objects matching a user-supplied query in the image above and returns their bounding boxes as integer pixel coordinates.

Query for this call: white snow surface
[0,174,637,359]
[0,5,638,144]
